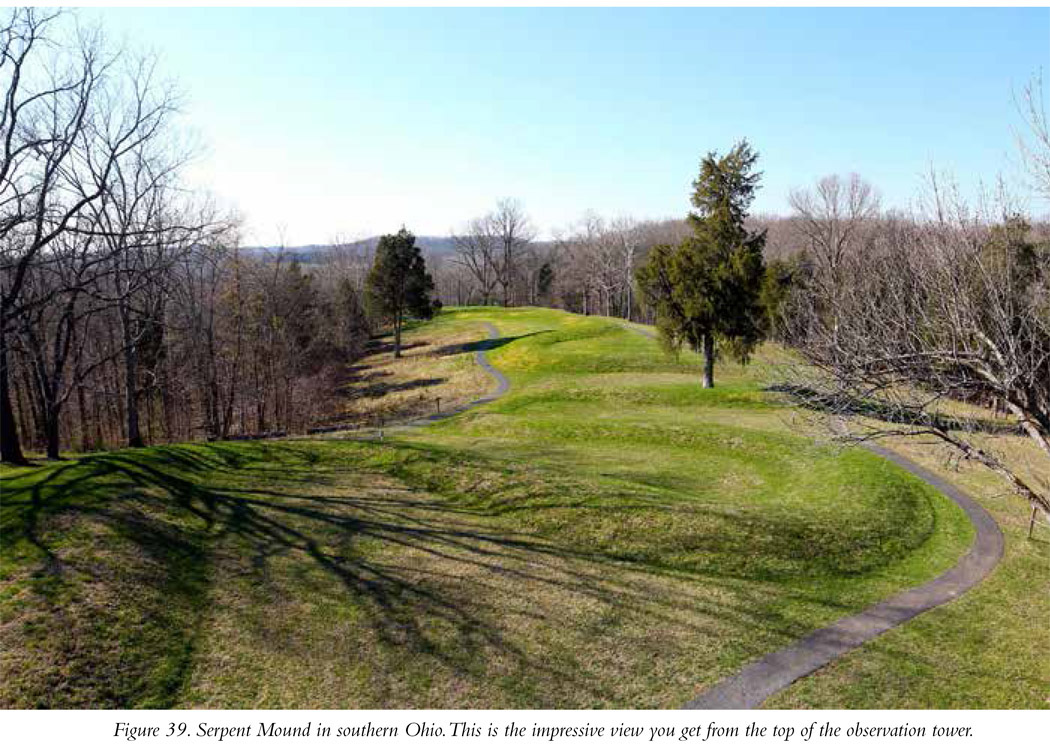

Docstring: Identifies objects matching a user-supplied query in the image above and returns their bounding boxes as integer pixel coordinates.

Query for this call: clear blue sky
[87,7,1050,246]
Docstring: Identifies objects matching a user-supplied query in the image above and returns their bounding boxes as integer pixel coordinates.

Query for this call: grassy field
[3,305,1034,708]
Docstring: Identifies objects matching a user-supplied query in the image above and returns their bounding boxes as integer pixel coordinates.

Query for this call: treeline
[438,201,690,320]
[432,198,878,325]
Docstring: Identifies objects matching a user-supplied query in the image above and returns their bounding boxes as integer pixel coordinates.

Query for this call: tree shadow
[433,330,551,357]
[768,383,1024,436]
[0,438,967,708]
[364,339,428,357]
[340,377,447,401]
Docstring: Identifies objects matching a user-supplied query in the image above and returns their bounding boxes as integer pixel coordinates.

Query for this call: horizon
[86,6,1050,245]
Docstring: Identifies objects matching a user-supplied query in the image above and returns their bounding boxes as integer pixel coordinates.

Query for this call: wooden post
[436,397,441,414]
[1029,505,1037,540]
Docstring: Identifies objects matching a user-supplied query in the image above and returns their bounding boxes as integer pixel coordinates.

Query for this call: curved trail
[616,321,1004,709]
[468,321,511,404]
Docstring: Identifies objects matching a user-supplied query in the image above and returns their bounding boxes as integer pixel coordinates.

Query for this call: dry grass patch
[331,319,493,427]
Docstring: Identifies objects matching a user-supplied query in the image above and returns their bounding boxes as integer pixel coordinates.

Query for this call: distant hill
[244,236,460,263]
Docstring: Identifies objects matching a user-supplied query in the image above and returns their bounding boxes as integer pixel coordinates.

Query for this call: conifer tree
[365,228,437,358]
[636,140,767,388]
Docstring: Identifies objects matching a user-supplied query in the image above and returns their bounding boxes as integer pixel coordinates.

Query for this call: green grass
[765,436,1050,709]
[1,306,990,708]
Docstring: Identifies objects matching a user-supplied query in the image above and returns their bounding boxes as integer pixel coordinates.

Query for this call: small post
[378,414,384,441]
[436,397,441,414]
[1029,506,1037,540]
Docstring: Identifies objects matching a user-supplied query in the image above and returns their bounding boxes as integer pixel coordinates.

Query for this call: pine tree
[365,228,437,358]
[537,262,554,303]
[636,140,767,388]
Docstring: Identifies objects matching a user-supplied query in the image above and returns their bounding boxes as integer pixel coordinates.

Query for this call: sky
[85,7,1050,246]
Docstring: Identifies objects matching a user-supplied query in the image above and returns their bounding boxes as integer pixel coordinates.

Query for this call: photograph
[0,1,1047,726]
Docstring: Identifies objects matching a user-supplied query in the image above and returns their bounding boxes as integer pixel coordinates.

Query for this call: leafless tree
[488,197,534,306]
[1017,72,1050,201]
[610,216,642,320]
[451,216,499,305]
[780,178,1050,526]
[1,8,178,462]
[323,234,374,294]
[788,173,881,296]
[10,229,113,458]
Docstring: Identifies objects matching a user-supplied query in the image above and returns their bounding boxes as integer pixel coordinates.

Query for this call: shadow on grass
[0,438,946,707]
[362,339,428,357]
[433,330,551,357]
[340,376,447,400]
[768,383,1024,436]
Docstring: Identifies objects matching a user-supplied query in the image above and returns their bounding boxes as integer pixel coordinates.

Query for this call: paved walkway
[462,321,511,404]
[615,321,1005,709]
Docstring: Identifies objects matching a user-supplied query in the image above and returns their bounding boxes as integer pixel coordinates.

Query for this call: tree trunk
[394,311,403,359]
[14,365,33,449]
[701,332,715,389]
[76,379,92,453]
[44,406,60,460]
[123,323,143,448]
[0,325,27,464]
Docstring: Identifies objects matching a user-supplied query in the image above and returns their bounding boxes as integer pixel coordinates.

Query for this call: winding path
[616,321,1004,709]
[467,321,511,404]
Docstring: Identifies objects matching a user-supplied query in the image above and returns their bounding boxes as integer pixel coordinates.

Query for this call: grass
[0,305,1015,708]
[325,315,494,428]
[766,434,1050,709]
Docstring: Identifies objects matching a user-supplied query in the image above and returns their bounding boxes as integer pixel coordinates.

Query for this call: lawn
[0,306,999,708]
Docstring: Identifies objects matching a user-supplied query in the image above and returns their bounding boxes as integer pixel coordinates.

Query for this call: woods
[0,10,423,459]
[779,178,1050,521]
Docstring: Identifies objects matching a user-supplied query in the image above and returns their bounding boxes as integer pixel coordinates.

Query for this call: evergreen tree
[636,140,767,388]
[365,228,437,358]
[537,262,554,303]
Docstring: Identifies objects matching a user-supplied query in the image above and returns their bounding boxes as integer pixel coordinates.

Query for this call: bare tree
[77,113,216,449]
[610,216,642,320]
[781,178,1050,525]
[1,9,177,462]
[1017,72,1050,201]
[788,174,881,294]
[451,216,499,305]
[488,197,534,307]
[10,230,111,458]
